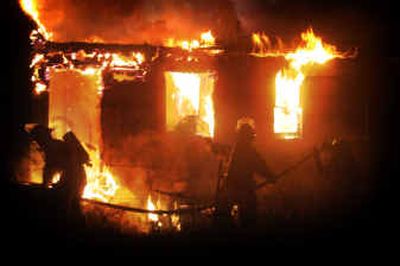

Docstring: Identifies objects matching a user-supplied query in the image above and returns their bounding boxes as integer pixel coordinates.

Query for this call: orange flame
[200,30,216,47]
[251,32,284,57]
[285,28,340,70]
[165,30,215,51]
[147,194,159,222]
[29,50,146,95]
[82,149,119,203]
[109,52,145,68]
[33,82,47,95]
[273,28,344,139]
[19,0,52,40]
[165,72,215,138]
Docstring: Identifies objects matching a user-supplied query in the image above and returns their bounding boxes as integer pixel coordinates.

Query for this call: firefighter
[62,131,89,215]
[30,125,88,216]
[225,118,277,228]
[30,125,70,188]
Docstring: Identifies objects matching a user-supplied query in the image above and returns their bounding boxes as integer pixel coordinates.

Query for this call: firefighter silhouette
[30,125,89,215]
[224,118,277,228]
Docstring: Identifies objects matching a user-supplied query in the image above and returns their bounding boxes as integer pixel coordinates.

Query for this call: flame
[30,53,44,68]
[171,72,201,114]
[285,29,340,70]
[165,31,215,51]
[165,72,215,138]
[203,95,215,139]
[273,28,344,139]
[28,50,146,95]
[171,201,182,231]
[200,30,215,47]
[47,66,119,203]
[110,52,145,68]
[251,32,284,57]
[19,0,52,40]
[33,82,47,95]
[30,52,47,95]
[252,32,270,55]
[48,171,61,188]
[82,149,119,203]
[147,195,159,222]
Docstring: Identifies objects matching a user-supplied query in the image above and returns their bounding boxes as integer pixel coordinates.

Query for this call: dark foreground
[2,182,394,258]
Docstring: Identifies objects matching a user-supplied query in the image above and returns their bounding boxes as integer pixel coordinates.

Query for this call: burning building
[15,0,370,235]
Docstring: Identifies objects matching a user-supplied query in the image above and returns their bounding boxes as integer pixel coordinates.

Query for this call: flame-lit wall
[27,50,370,225]
[38,53,367,151]
[48,69,102,148]
[212,55,366,145]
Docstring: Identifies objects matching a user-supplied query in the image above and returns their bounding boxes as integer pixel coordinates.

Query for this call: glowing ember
[30,53,44,68]
[165,71,215,138]
[33,82,47,95]
[49,171,61,187]
[171,201,182,232]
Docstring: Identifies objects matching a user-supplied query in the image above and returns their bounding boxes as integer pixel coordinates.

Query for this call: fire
[273,28,344,139]
[82,149,119,203]
[50,171,61,186]
[147,195,158,222]
[251,32,284,57]
[286,29,340,70]
[19,0,52,40]
[171,201,182,232]
[165,31,215,51]
[165,71,215,138]
[170,72,200,114]
[30,53,44,68]
[146,194,164,230]
[33,82,47,95]
[29,50,146,95]
[200,30,215,47]
[109,52,145,69]
[47,67,119,203]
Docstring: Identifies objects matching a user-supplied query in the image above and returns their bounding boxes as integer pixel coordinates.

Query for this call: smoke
[30,0,241,44]
[103,131,219,204]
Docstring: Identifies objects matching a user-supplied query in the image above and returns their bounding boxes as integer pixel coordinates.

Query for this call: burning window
[251,28,348,140]
[273,70,304,139]
[164,71,215,138]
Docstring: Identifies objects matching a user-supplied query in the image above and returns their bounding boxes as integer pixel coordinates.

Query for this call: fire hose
[81,198,214,215]
[255,138,342,190]
[255,147,323,190]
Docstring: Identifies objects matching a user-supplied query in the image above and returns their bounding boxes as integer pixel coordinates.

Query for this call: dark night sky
[1,0,398,256]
